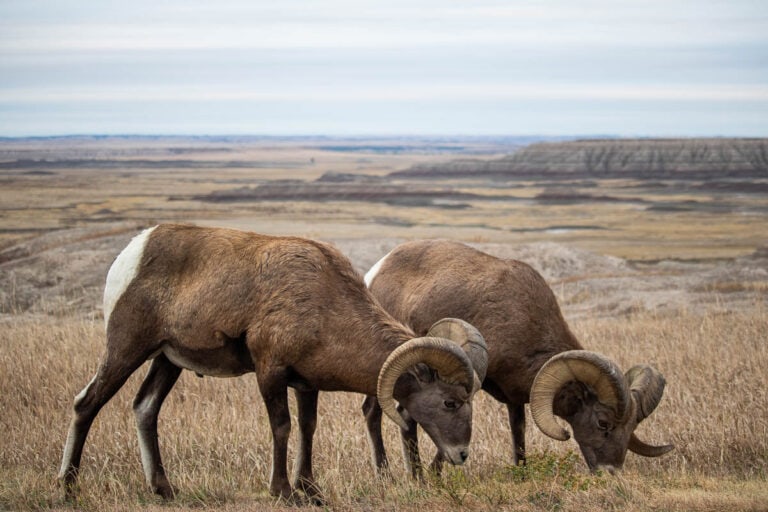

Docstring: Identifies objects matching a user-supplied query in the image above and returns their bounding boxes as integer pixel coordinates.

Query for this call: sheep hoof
[154,483,177,500]
[271,485,303,506]
[59,476,80,503]
[295,477,326,506]
[273,490,314,507]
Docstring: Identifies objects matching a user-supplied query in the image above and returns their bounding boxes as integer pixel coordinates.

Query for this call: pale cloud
[4,83,767,103]
[2,0,764,52]
[0,0,766,136]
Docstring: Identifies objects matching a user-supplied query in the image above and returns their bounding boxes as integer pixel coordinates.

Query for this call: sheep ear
[411,363,436,384]
[552,381,588,419]
[386,364,437,408]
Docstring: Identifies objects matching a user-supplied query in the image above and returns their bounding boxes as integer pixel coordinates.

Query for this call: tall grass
[1,303,766,510]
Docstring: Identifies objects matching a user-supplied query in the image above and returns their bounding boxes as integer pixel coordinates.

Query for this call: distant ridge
[392,138,768,180]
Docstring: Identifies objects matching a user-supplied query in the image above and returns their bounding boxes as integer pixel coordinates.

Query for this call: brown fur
[365,239,671,474]
[59,225,480,505]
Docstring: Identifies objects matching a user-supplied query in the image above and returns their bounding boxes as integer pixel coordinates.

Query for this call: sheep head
[530,350,673,473]
[377,318,488,466]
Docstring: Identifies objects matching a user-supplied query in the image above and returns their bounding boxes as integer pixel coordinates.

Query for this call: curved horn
[625,365,666,422]
[426,318,488,384]
[530,350,630,441]
[377,337,474,430]
[624,364,673,457]
[629,433,675,457]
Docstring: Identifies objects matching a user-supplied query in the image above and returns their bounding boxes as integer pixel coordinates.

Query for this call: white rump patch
[364,250,392,288]
[103,226,157,329]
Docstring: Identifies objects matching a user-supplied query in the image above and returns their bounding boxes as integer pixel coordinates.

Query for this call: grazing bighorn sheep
[363,239,673,476]
[58,225,488,504]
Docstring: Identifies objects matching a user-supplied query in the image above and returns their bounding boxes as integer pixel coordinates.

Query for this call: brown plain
[1,136,766,511]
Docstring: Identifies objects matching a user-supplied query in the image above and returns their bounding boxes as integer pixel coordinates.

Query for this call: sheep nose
[459,450,468,463]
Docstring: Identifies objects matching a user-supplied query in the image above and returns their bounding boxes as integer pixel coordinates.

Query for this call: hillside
[393,138,768,180]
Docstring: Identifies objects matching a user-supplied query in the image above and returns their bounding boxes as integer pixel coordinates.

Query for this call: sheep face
[397,364,473,465]
[533,354,674,474]
[376,319,488,468]
[554,381,637,473]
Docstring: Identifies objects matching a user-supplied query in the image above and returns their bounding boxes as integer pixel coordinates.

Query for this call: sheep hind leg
[58,348,150,500]
[133,354,182,499]
[293,388,324,505]
[508,403,527,465]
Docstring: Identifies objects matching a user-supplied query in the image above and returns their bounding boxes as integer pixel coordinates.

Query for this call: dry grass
[2,138,766,509]
[1,304,766,511]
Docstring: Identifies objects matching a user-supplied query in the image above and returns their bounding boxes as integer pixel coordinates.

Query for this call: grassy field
[1,137,767,510]
[1,307,766,511]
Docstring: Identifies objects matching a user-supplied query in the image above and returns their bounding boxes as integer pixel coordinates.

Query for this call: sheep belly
[161,332,255,377]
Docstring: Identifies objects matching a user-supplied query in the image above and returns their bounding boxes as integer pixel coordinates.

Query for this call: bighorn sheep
[363,239,673,476]
[58,225,488,504]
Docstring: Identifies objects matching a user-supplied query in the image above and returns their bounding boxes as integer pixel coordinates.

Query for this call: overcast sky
[1,0,766,137]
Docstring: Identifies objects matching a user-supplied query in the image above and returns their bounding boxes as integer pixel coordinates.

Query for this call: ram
[58,225,487,504]
[364,239,672,476]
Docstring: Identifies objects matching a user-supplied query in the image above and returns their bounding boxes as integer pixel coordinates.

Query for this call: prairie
[0,136,766,510]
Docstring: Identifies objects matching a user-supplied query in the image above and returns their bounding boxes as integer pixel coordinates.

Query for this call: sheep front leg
[258,368,294,502]
[362,396,390,475]
[429,451,445,476]
[293,388,324,505]
[398,406,423,479]
[508,403,527,465]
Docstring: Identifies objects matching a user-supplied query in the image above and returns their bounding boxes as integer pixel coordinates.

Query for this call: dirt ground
[1,220,765,322]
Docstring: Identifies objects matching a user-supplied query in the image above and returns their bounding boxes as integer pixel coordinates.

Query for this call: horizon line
[2,133,766,141]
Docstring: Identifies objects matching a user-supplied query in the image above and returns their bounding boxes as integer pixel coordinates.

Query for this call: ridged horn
[625,365,666,422]
[625,364,674,457]
[530,350,630,441]
[377,337,475,430]
[426,318,488,386]
[629,433,675,457]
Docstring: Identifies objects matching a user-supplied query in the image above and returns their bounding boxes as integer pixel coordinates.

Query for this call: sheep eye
[597,419,611,431]
[444,400,458,410]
